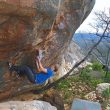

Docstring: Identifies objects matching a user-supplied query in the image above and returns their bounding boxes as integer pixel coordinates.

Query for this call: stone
[96,83,110,94]
[85,91,97,101]
[106,99,110,110]
[0,0,95,100]
[0,100,57,110]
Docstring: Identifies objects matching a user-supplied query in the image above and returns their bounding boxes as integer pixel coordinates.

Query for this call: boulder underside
[0,0,95,100]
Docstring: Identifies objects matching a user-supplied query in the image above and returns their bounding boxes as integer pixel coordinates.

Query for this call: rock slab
[0,100,57,110]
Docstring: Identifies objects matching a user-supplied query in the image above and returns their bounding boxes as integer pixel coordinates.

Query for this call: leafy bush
[79,64,104,87]
[55,79,71,90]
[89,78,103,87]
[101,87,110,110]
[91,60,103,71]
[102,87,110,98]
[104,72,110,83]
[79,66,91,81]
[79,71,91,81]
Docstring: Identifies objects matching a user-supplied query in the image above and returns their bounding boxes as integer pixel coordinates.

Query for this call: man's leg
[19,65,36,83]
[8,64,35,83]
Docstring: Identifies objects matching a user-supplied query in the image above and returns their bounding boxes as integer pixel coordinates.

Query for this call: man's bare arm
[37,58,47,73]
[35,59,41,72]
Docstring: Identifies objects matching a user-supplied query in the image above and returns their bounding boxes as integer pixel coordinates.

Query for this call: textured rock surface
[58,40,92,77]
[96,83,110,94]
[85,91,97,101]
[0,0,95,100]
[0,100,57,110]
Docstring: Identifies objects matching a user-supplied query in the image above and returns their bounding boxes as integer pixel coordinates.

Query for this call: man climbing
[7,49,58,84]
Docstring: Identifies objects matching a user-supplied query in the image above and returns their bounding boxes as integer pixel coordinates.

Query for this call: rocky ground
[9,75,103,110]
[5,63,110,110]
[54,75,96,110]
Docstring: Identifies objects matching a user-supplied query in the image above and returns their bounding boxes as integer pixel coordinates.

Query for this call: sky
[76,0,110,33]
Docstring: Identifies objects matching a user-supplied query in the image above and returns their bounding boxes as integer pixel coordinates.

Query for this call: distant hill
[73,33,110,48]
[73,33,110,65]
[73,33,102,47]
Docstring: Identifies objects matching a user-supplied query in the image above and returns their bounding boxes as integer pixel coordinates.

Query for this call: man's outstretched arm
[36,57,47,73]
[35,59,41,72]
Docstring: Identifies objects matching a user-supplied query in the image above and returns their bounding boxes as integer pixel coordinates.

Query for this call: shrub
[79,66,91,81]
[102,87,110,98]
[79,64,104,87]
[55,79,71,90]
[89,78,103,87]
[92,60,103,71]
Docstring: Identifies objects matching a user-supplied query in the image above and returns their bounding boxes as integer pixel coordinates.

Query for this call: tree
[90,9,110,78]
[77,9,110,77]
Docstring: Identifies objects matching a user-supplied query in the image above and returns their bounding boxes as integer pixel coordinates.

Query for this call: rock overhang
[0,0,95,100]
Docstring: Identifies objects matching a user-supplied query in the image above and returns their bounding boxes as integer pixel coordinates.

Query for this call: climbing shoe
[7,62,14,71]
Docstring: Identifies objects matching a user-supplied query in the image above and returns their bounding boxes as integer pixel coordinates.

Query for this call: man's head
[51,64,59,72]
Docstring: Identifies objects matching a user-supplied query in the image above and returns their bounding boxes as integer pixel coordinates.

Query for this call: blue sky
[76,0,110,33]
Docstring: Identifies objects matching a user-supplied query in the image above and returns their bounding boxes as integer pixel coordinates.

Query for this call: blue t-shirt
[34,67,53,84]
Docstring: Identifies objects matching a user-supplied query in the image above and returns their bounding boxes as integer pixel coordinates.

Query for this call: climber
[7,49,58,84]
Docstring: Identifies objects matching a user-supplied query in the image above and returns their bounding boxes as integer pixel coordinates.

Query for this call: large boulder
[0,0,95,100]
[0,100,57,110]
[96,83,110,94]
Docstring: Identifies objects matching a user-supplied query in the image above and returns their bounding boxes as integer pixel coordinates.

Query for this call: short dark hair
[53,64,58,72]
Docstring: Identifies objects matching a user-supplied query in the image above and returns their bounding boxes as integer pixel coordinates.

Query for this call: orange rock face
[0,0,35,7]
[0,0,95,100]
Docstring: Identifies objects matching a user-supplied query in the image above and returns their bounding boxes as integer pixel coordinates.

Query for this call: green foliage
[63,90,73,100]
[101,87,110,110]
[79,67,91,81]
[54,75,76,101]
[102,87,110,98]
[55,75,79,90]
[53,58,110,110]
[91,60,103,71]
[79,64,104,87]
[89,78,103,87]
[79,64,93,80]
[104,72,110,83]
[55,79,71,90]
[55,61,108,102]
[56,60,105,90]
